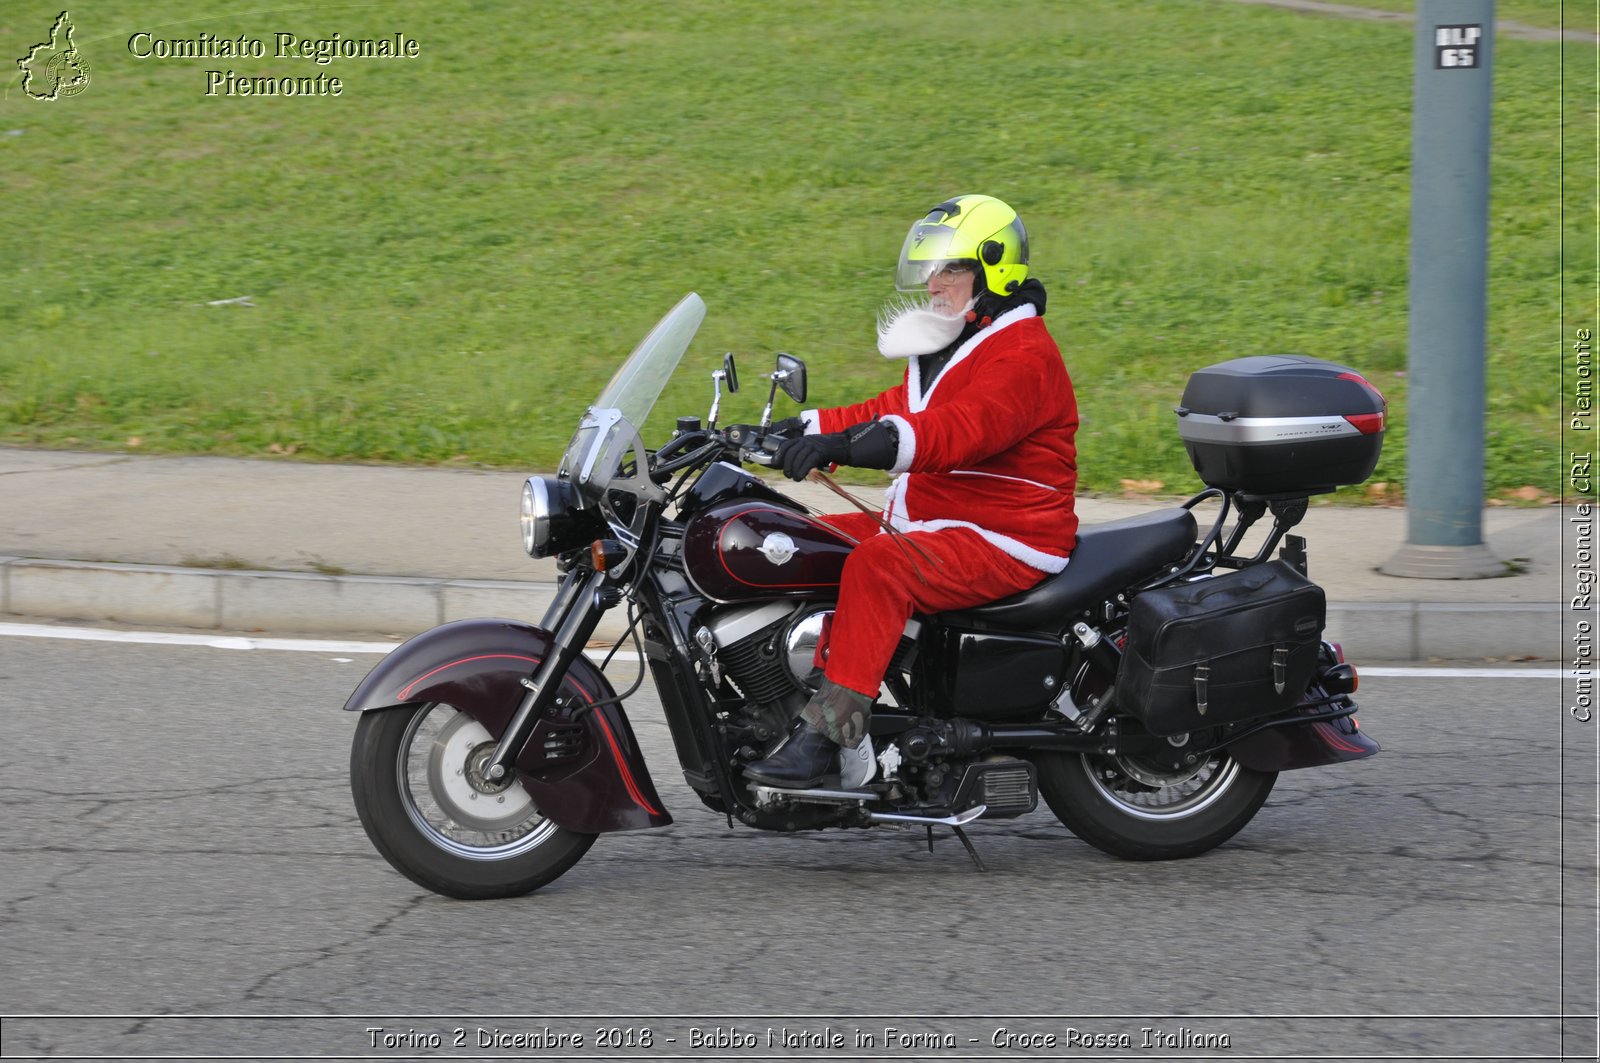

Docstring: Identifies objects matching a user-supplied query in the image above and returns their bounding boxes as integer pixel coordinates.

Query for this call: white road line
[0,621,1572,678]
[1361,666,1568,679]
[0,621,401,655]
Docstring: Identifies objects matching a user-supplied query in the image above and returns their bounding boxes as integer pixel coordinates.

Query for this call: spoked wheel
[351,703,595,899]
[1036,742,1276,860]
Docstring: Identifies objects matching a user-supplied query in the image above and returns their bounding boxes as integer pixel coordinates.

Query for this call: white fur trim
[880,414,916,476]
[893,518,1070,574]
[886,474,911,530]
[800,409,821,434]
[909,304,1038,412]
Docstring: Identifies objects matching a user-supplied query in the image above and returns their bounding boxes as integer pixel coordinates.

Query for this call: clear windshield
[595,292,707,428]
[558,292,706,498]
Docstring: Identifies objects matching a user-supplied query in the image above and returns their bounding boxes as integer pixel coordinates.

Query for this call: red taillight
[1344,412,1385,435]
[1338,372,1387,435]
[1328,641,1346,663]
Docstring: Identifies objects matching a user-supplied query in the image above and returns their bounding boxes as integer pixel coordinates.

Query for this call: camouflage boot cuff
[798,677,874,747]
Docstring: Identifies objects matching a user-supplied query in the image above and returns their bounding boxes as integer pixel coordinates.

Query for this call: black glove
[775,432,849,481]
[773,420,899,481]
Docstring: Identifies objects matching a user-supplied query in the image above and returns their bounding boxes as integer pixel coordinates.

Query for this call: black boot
[743,717,840,789]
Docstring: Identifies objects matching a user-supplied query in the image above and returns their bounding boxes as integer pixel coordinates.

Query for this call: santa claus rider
[744,193,1080,789]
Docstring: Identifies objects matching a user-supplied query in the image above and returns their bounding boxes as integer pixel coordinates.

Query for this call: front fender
[345,617,671,833]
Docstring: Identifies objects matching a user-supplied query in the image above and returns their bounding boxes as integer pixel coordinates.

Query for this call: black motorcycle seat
[939,507,1198,632]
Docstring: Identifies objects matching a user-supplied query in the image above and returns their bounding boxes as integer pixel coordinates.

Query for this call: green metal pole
[1383,0,1505,579]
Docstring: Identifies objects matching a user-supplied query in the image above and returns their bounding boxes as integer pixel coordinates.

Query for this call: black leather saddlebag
[1118,561,1325,736]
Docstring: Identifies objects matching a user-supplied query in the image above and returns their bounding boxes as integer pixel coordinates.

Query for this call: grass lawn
[0,0,1586,502]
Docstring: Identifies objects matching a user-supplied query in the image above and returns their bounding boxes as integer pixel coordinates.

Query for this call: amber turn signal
[590,539,626,572]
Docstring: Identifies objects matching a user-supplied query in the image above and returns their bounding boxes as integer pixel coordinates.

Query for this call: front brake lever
[724,422,787,467]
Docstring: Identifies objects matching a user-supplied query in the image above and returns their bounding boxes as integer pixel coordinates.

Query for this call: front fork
[481,568,610,783]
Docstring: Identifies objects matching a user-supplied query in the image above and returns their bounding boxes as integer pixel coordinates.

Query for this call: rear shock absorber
[1070,621,1123,731]
[1073,621,1122,679]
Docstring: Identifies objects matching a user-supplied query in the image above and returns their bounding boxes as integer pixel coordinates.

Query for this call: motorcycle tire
[1034,745,1276,861]
[351,702,596,900]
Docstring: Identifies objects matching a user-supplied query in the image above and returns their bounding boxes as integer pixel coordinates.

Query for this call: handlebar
[650,432,723,483]
[722,422,794,467]
[650,431,701,467]
[649,423,796,482]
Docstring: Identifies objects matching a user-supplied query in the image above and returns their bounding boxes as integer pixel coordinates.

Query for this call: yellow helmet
[894,194,1030,298]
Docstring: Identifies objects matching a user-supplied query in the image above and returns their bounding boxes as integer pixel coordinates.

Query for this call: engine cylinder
[720,626,795,704]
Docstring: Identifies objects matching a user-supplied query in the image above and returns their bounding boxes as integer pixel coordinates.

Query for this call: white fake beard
[875,295,976,359]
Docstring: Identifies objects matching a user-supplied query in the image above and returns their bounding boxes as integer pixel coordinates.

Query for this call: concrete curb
[0,558,568,639]
[0,556,1569,663]
[1325,601,1563,663]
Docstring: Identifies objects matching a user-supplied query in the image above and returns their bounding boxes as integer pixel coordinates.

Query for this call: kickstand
[951,825,987,872]
[925,825,934,853]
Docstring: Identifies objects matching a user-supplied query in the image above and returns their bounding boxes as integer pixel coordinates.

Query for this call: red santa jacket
[803,304,1078,572]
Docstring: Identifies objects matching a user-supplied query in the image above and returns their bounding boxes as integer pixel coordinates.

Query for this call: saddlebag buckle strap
[1273,646,1289,694]
[1194,664,1210,716]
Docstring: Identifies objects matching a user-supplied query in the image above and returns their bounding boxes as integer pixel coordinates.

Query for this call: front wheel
[1035,742,1276,861]
[351,703,596,899]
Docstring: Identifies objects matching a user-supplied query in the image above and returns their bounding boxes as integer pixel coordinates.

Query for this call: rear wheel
[351,703,596,899]
[1036,742,1276,860]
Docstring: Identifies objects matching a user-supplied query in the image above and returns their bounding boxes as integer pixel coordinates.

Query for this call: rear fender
[1227,700,1379,772]
[344,617,671,833]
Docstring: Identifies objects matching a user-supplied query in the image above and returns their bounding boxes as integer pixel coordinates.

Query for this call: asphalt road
[0,632,1593,1062]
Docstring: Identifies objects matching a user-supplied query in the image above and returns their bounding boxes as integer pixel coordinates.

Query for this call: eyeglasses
[929,263,976,284]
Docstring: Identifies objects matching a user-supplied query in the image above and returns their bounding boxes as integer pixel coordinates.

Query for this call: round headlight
[520,474,584,558]
[521,477,550,557]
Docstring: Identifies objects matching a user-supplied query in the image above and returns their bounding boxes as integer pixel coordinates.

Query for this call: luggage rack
[1150,487,1312,588]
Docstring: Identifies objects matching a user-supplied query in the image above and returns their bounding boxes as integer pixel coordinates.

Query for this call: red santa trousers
[817,510,1046,698]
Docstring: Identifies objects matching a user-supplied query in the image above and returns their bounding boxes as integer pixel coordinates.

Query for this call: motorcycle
[346,292,1384,899]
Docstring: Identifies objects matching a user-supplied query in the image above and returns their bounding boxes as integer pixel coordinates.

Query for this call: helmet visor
[895,221,976,292]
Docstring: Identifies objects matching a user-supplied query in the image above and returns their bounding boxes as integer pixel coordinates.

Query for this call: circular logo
[759,532,797,566]
[46,50,91,98]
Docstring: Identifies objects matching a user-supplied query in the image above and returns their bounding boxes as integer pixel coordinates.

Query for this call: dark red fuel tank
[682,499,858,603]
